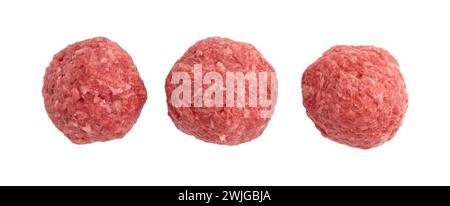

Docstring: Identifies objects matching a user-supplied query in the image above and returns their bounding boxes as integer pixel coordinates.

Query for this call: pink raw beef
[302,45,408,149]
[43,37,147,144]
[165,37,277,145]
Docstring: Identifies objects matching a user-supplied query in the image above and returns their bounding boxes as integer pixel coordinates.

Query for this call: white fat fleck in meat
[80,85,90,95]
[113,100,122,111]
[100,58,108,64]
[216,62,225,71]
[69,121,78,127]
[100,99,112,113]
[107,48,117,61]
[73,110,88,120]
[74,48,87,55]
[81,124,92,134]
[219,135,227,142]
[109,83,132,95]
[224,47,232,55]
[93,96,101,104]
[71,87,80,101]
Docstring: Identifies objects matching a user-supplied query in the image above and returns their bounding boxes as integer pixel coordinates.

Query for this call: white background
[0,0,449,186]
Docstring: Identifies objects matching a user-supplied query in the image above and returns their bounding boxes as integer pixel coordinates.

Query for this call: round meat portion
[165,37,277,145]
[302,45,408,149]
[43,37,147,144]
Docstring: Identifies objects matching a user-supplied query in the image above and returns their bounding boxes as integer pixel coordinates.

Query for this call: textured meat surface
[302,45,408,149]
[43,37,147,144]
[165,37,277,145]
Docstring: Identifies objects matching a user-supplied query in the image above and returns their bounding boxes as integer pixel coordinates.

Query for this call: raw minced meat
[302,45,408,149]
[165,37,277,145]
[43,37,147,144]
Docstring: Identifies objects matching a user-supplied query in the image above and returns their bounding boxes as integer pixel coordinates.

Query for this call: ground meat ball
[165,37,277,145]
[43,37,147,144]
[302,45,408,149]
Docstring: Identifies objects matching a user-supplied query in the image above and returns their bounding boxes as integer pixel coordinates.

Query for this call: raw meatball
[302,45,408,149]
[43,37,147,144]
[165,37,277,145]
